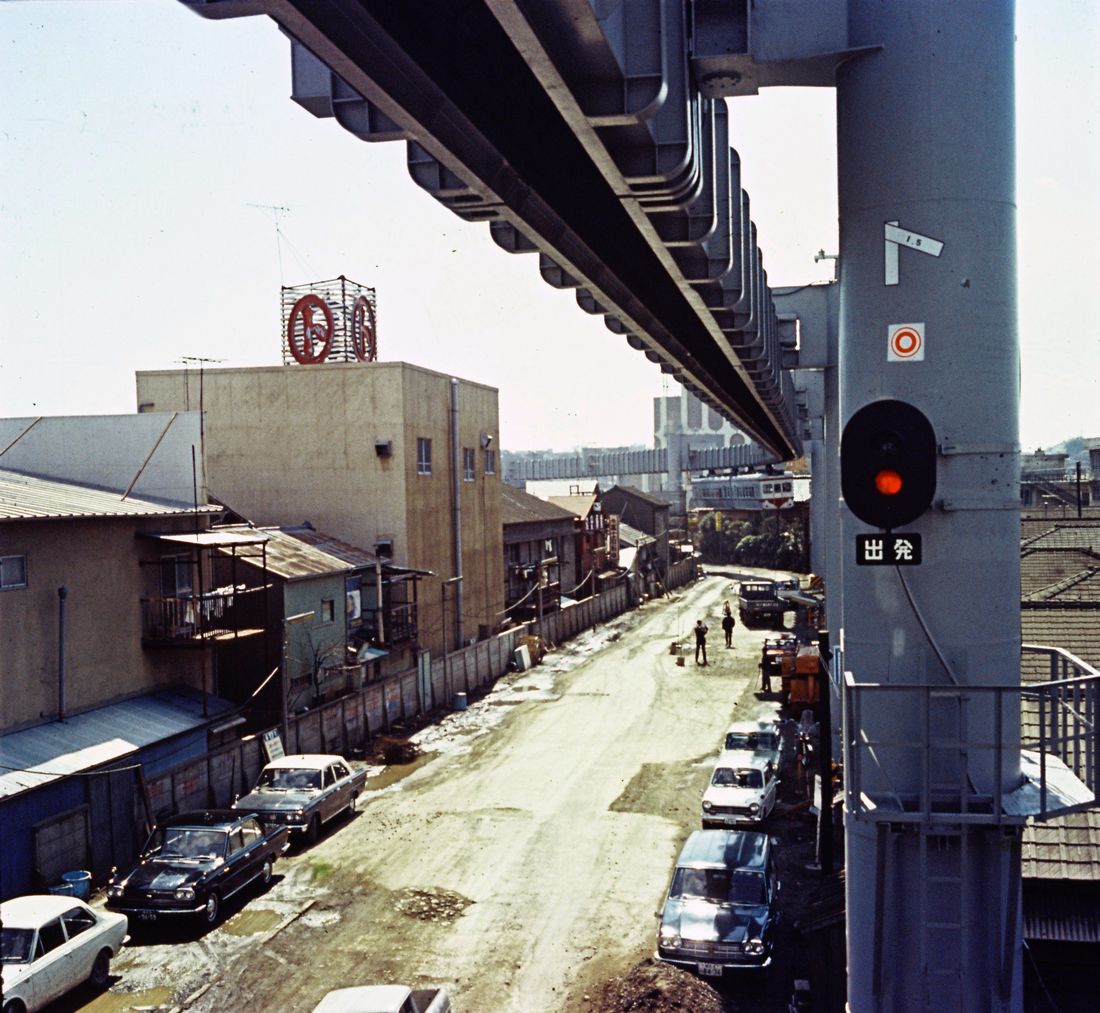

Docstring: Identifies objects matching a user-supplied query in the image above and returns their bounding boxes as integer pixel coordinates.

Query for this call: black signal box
[841,400,937,530]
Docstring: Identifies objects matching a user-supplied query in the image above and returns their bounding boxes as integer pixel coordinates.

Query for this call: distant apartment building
[136,361,504,662]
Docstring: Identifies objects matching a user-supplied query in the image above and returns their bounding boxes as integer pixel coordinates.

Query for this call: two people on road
[721,601,735,648]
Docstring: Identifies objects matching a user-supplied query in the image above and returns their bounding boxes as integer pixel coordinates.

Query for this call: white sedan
[1,895,128,1013]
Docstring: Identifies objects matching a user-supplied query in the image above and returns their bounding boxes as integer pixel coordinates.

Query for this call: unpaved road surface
[64,571,821,1013]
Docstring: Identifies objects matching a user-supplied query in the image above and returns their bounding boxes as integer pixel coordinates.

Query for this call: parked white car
[701,751,779,828]
[1,895,128,1013]
[723,719,783,768]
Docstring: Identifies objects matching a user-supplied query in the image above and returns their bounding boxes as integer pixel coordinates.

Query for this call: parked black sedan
[105,810,288,926]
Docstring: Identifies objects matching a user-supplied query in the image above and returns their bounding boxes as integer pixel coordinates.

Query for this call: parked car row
[0,754,365,1012]
[654,718,786,983]
[701,719,783,830]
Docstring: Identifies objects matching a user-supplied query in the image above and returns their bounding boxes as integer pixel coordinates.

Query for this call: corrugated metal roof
[217,525,351,581]
[618,521,654,547]
[0,690,233,800]
[501,484,577,526]
[143,529,270,547]
[1023,886,1100,943]
[283,527,431,576]
[0,468,216,521]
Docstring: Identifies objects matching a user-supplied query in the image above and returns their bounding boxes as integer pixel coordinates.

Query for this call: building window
[463,447,476,481]
[0,555,27,590]
[484,449,496,475]
[321,599,335,623]
[417,437,432,475]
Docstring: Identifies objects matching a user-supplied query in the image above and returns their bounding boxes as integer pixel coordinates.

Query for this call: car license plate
[138,911,157,922]
[698,962,723,977]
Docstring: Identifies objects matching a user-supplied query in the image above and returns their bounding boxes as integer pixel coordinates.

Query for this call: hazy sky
[2,2,1097,452]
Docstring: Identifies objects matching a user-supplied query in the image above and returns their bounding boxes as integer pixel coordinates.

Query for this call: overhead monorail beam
[184,0,800,458]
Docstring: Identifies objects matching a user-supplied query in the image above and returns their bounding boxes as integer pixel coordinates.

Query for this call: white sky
[2,2,1097,453]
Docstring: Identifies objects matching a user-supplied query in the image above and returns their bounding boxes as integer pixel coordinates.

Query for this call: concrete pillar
[836,2,1021,1010]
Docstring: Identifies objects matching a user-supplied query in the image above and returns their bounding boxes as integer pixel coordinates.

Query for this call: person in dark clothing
[721,602,735,647]
[694,619,709,665]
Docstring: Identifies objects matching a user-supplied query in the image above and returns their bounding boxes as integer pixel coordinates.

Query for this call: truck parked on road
[737,580,786,628]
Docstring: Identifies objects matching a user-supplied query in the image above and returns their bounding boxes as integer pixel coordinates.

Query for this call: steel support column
[837,3,1021,1010]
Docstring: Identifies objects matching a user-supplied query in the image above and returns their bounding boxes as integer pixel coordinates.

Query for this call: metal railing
[140,586,267,643]
[842,644,1099,825]
[357,603,418,646]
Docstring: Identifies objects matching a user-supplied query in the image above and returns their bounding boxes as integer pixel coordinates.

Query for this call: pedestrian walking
[721,602,735,648]
[694,618,709,665]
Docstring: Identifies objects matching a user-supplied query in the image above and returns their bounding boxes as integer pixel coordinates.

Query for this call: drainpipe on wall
[57,586,67,721]
[450,379,465,648]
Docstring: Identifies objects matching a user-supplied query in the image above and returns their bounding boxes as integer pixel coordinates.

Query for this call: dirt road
[79,572,817,1013]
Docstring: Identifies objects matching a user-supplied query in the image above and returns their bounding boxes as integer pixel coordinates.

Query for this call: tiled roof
[501,484,577,526]
[1021,609,1100,674]
[1021,525,1100,552]
[1023,568,1100,603]
[1022,811,1100,882]
[1020,548,1100,595]
[0,468,213,521]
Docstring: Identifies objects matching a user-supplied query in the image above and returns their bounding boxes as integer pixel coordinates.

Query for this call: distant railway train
[689,472,810,512]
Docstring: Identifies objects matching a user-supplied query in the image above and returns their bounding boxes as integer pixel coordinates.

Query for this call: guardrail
[842,644,1099,825]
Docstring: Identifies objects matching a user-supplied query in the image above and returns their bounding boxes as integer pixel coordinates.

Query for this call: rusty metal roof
[216,525,351,581]
[281,526,431,576]
[0,468,215,521]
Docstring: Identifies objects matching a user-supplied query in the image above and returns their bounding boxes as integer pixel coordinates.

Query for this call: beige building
[136,361,504,662]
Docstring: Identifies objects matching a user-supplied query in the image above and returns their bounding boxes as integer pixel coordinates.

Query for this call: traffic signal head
[841,400,937,529]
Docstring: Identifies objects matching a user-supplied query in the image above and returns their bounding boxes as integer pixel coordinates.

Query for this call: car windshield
[728,870,767,906]
[712,767,763,789]
[725,731,758,750]
[1,928,34,963]
[145,826,229,860]
[672,867,766,906]
[256,767,322,791]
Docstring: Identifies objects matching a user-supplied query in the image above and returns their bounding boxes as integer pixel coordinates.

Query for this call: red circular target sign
[887,322,924,361]
[351,295,377,361]
[287,295,334,364]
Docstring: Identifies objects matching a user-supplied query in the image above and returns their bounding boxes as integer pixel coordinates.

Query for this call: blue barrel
[453,692,468,711]
[61,870,92,899]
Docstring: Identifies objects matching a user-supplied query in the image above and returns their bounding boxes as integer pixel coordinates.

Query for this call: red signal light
[874,469,903,496]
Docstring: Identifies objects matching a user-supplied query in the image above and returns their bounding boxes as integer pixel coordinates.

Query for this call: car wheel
[3,999,27,1013]
[306,815,321,845]
[202,891,221,925]
[347,792,359,816]
[260,858,274,886]
[90,948,112,987]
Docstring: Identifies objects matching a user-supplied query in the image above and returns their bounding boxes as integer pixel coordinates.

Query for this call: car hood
[120,859,213,891]
[2,963,31,992]
[703,785,763,807]
[661,898,769,944]
[235,789,316,813]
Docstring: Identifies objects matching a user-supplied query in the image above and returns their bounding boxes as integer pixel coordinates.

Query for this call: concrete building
[136,361,504,663]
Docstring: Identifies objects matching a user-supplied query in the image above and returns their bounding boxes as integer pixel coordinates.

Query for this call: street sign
[855,533,922,566]
[884,220,944,286]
